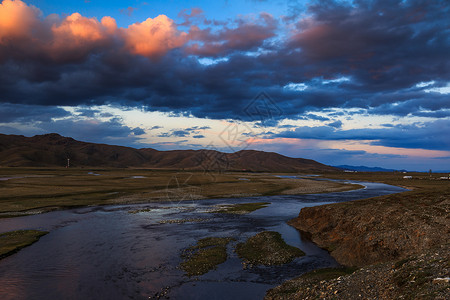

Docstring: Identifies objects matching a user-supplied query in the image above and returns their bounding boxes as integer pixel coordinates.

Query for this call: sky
[0,0,449,171]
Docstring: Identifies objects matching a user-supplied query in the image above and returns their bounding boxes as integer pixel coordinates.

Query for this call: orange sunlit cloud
[48,13,113,61]
[121,15,188,57]
[0,0,188,60]
[0,0,40,40]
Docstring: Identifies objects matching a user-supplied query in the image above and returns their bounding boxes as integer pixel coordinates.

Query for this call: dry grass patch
[236,231,305,266]
[0,230,48,259]
[180,237,234,276]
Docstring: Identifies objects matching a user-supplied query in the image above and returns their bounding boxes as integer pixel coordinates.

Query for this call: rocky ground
[266,245,449,300]
[268,176,449,299]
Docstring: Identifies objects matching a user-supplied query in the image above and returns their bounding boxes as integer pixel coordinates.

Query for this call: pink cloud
[289,21,350,60]
[121,15,188,58]
[119,6,138,17]
[0,0,188,61]
[178,7,204,26]
[0,0,40,41]
[186,12,277,57]
[0,1,278,61]
[48,13,114,61]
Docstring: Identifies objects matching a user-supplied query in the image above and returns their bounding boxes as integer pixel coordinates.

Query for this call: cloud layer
[1,0,448,119]
[0,0,449,169]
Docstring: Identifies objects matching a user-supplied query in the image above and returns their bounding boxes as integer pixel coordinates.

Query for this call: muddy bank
[289,188,449,267]
[276,182,450,299]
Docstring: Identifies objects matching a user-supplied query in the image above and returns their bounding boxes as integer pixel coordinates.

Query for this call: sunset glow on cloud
[0,0,190,60]
[122,15,188,57]
[0,0,449,171]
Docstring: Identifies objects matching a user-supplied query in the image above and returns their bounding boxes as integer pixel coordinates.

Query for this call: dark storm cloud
[132,127,146,135]
[327,120,342,128]
[274,119,450,151]
[171,130,190,137]
[187,126,211,130]
[158,126,210,138]
[37,117,145,146]
[75,108,102,117]
[304,114,330,121]
[0,0,448,123]
[413,110,450,118]
[186,12,278,57]
[0,103,70,123]
[0,111,145,147]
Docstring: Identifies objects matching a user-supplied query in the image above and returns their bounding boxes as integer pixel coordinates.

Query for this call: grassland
[236,231,305,266]
[0,230,48,259]
[180,237,234,276]
[0,168,360,217]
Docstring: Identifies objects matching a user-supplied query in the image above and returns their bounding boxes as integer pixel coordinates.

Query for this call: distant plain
[0,168,361,217]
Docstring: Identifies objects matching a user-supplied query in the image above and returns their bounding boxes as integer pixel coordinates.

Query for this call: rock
[433,277,450,284]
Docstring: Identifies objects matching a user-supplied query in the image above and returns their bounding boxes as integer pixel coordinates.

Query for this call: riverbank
[0,168,361,217]
[269,173,449,299]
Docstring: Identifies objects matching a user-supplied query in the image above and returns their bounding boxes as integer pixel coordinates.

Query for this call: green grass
[213,202,270,214]
[180,237,234,276]
[0,230,48,259]
[236,231,305,266]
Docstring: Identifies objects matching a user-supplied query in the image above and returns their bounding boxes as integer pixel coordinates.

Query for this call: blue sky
[0,0,449,171]
[25,0,294,25]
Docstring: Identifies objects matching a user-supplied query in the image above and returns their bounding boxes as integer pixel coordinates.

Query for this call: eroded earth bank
[267,175,449,299]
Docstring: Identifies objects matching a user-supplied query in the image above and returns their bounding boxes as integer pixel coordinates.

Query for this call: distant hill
[0,133,338,172]
[335,165,408,172]
[435,170,450,174]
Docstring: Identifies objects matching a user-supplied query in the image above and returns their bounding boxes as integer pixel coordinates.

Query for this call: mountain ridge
[335,165,408,172]
[0,133,337,172]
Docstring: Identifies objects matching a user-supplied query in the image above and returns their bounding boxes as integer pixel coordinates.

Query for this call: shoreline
[268,173,450,299]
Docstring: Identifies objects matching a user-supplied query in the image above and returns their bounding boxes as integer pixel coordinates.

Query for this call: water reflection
[0,181,406,300]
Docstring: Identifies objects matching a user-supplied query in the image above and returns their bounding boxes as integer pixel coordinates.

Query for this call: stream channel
[0,179,406,299]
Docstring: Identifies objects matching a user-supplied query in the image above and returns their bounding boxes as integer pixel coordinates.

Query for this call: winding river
[0,180,405,300]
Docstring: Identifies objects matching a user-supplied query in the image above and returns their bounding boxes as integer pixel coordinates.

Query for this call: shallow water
[0,181,405,300]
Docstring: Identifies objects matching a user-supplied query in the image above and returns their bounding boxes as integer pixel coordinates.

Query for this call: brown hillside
[0,133,337,172]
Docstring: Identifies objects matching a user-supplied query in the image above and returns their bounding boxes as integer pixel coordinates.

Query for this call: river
[0,180,405,300]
